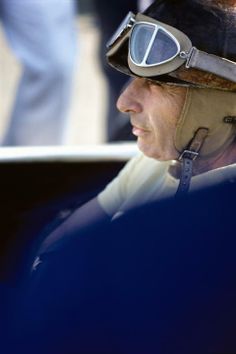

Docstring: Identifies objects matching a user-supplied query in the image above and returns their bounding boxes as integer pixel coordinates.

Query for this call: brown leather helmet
[107,0,236,91]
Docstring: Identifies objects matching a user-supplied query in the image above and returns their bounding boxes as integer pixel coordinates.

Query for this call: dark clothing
[4,181,236,354]
[94,0,137,141]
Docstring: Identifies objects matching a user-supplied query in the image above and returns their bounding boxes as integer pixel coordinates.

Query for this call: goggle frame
[106,12,236,84]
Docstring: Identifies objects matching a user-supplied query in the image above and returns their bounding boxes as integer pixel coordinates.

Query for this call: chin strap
[175,128,209,196]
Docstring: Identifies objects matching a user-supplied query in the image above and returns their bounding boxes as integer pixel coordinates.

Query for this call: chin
[137,141,178,161]
[137,142,161,160]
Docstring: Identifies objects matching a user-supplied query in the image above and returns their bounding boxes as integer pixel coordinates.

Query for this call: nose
[116,79,143,114]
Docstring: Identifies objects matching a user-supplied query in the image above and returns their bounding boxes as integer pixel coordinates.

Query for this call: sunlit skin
[117,78,187,161]
[40,79,236,255]
[117,77,236,174]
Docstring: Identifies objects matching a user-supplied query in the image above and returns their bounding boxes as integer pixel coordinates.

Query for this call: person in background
[0,0,77,146]
[93,0,137,142]
[93,0,152,142]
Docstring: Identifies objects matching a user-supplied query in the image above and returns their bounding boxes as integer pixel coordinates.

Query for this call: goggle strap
[175,157,194,196]
[175,128,209,196]
[186,47,236,84]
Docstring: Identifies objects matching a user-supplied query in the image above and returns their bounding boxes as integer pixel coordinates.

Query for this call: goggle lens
[130,23,180,66]
[147,29,179,64]
[130,24,155,64]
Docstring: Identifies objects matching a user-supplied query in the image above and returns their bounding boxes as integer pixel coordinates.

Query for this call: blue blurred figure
[93,0,153,142]
[0,0,77,146]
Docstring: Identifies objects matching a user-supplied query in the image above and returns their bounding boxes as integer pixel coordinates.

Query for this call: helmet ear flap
[174,88,236,158]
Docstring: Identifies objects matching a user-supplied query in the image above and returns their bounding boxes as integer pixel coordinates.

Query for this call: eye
[146,79,163,87]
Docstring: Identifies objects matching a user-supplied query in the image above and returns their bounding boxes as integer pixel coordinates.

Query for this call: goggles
[106,12,236,84]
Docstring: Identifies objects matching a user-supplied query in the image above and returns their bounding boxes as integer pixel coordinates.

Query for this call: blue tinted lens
[130,24,155,64]
[147,29,178,64]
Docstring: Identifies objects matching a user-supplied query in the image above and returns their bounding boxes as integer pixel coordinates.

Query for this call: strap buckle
[179,149,199,161]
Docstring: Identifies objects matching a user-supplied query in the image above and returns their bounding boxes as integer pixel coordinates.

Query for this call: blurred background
[0,0,106,146]
[0,0,152,147]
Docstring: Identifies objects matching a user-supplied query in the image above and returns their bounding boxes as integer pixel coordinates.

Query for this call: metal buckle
[185,47,197,69]
[179,149,199,161]
[224,116,236,124]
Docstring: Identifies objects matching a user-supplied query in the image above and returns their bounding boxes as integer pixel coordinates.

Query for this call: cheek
[149,96,182,140]
[149,114,171,141]
[136,89,186,160]
[147,114,179,159]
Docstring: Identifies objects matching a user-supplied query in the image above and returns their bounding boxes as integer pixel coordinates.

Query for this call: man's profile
[5,1,236,353]
[39,0,236,254]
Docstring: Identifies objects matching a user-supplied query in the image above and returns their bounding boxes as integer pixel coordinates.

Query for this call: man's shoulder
[192,162,236,191]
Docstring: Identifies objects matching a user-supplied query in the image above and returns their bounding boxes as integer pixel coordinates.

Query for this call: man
[38,0,236,253]
[6,1,236,353]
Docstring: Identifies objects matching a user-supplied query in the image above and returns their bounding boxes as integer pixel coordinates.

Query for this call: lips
[132,125,150,137]
[131,120,149,136]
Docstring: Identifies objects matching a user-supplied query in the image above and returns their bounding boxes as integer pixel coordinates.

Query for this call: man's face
[117,78,187,160]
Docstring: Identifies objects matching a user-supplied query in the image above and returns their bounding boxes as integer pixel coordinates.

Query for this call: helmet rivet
[223,116,236,124]
[179,51,188,59]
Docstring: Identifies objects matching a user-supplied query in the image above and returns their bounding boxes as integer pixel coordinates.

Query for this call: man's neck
[169,142,236,179]
[193,142,236,175]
